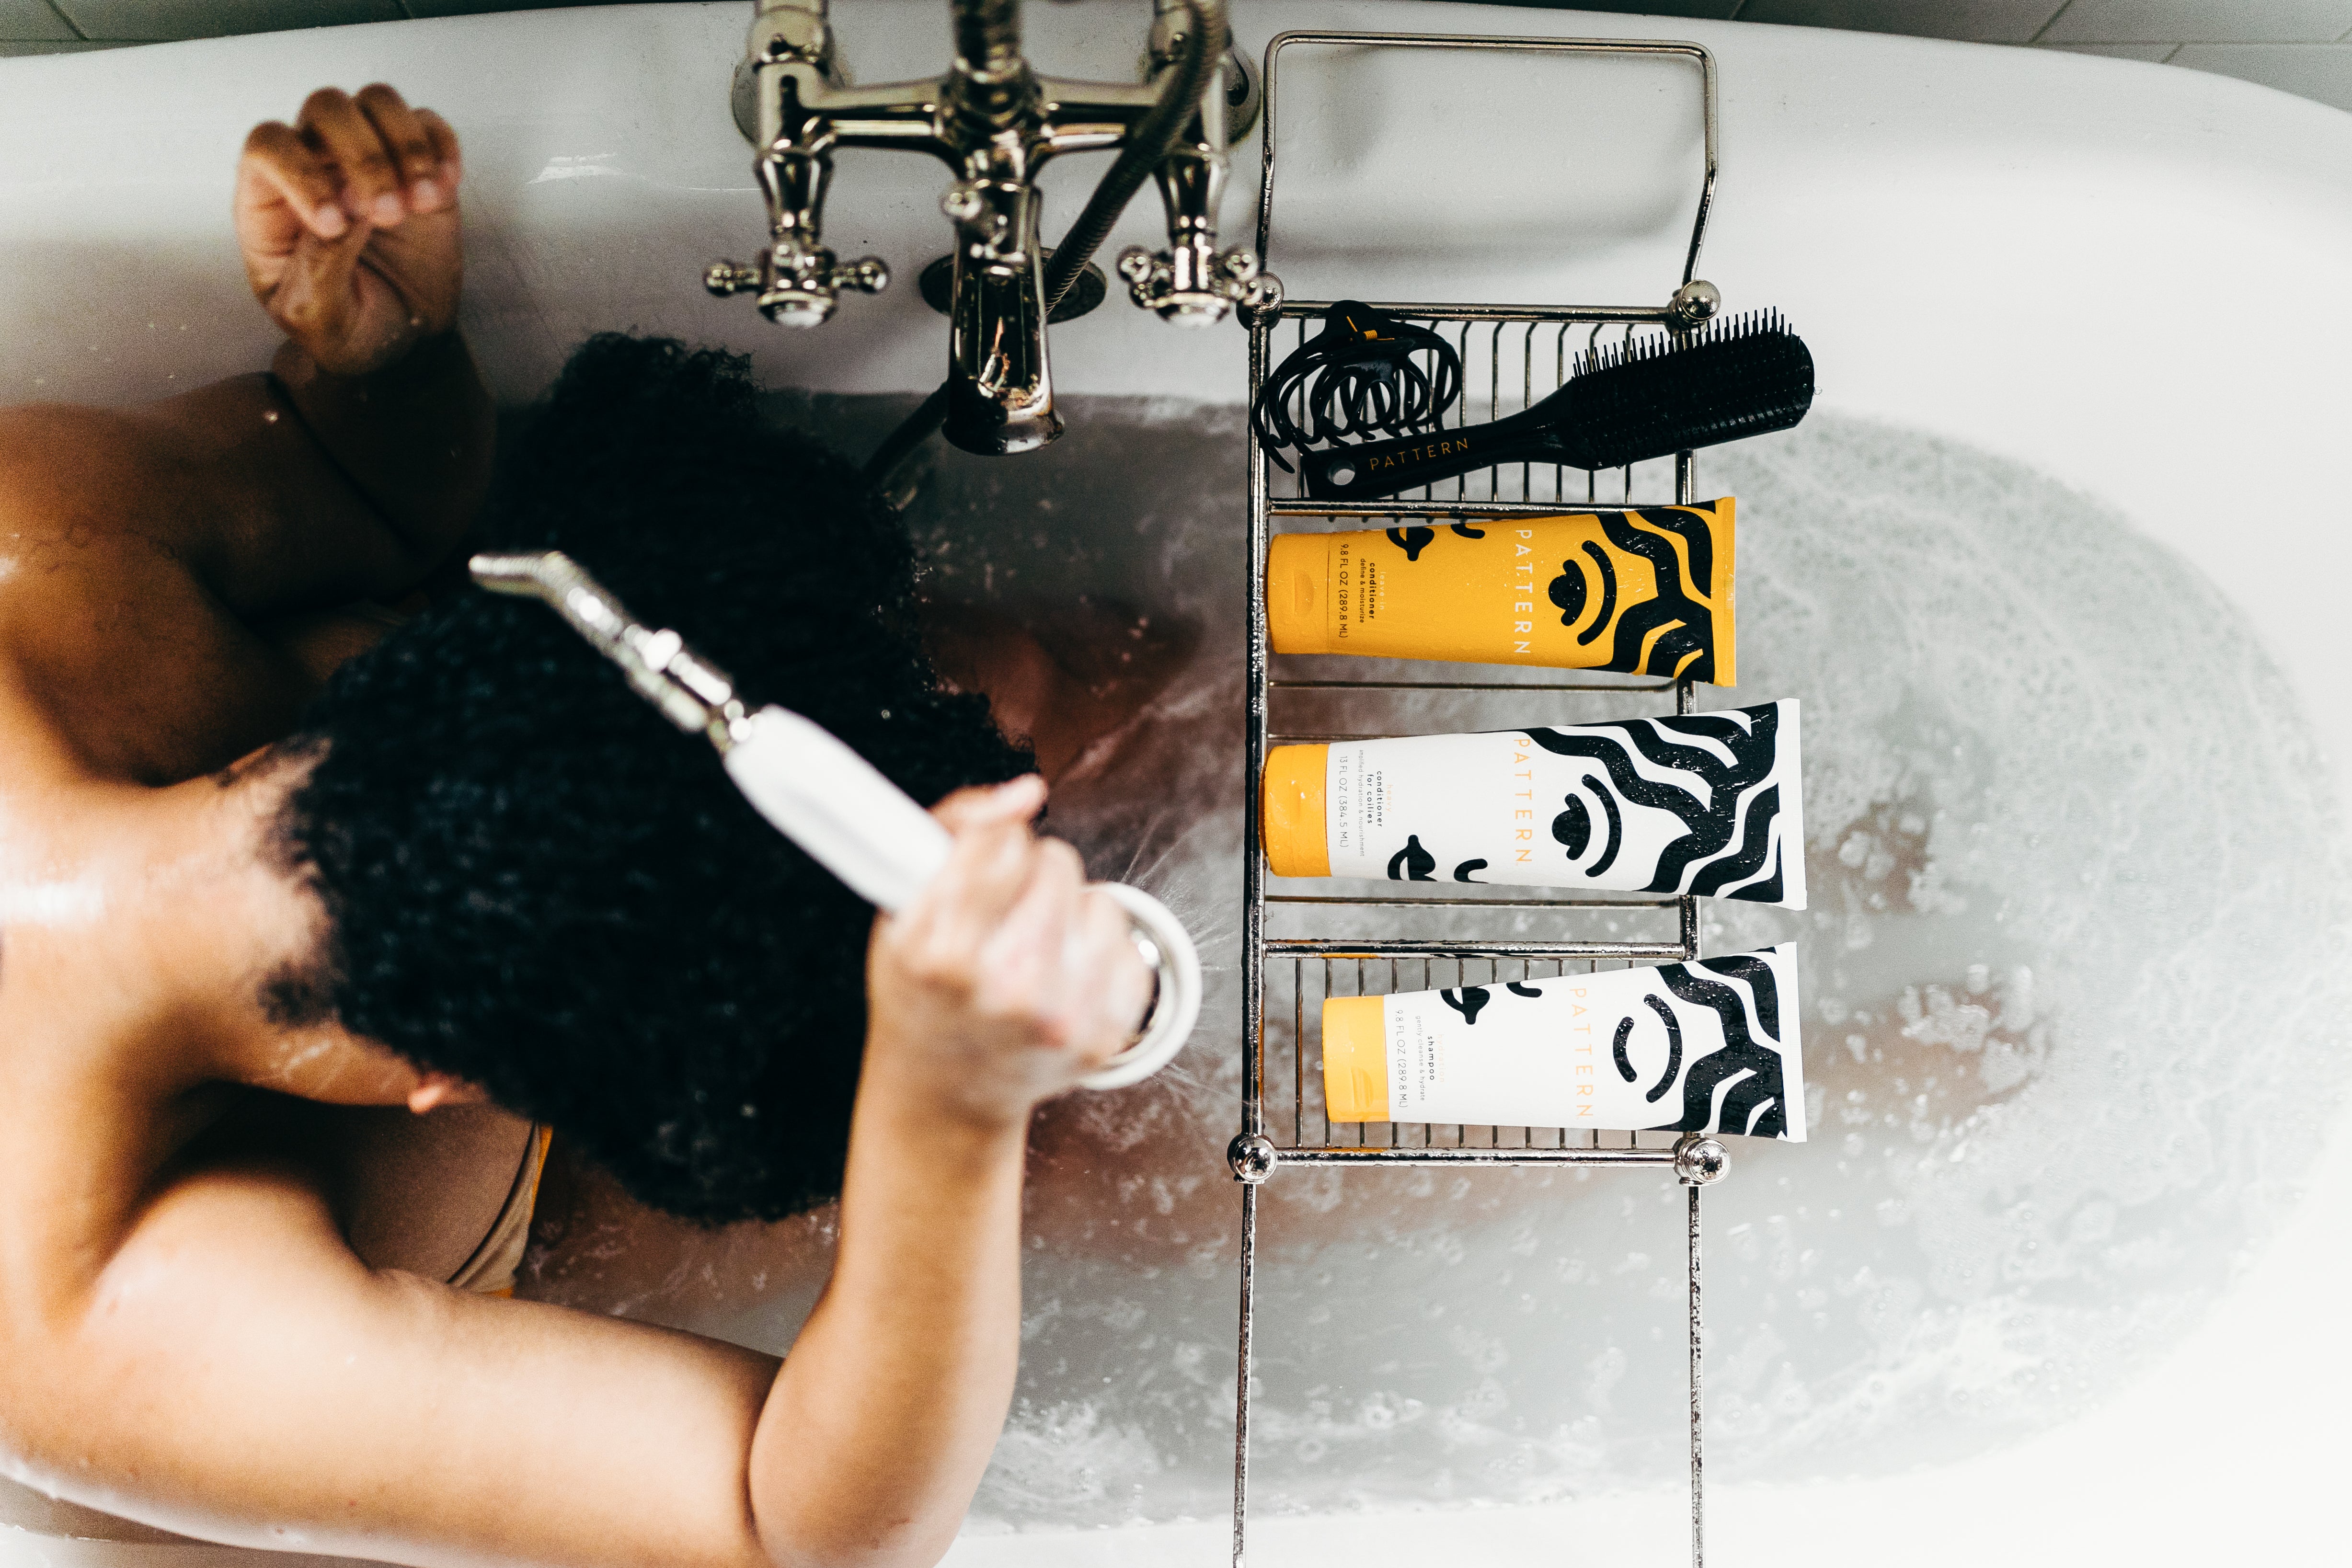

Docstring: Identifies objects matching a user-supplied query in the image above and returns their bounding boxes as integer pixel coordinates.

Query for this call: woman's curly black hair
[272,334,1032,1225]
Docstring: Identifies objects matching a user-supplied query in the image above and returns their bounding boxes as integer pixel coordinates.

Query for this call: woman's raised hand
[233,84,463,378]
[865,776,1156,1129]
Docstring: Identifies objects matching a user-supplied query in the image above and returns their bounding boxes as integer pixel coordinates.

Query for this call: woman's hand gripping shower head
[471,551,1203,1104]
[868,776,1154,1126]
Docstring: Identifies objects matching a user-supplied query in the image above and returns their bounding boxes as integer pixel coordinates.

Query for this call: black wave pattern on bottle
[1639,994,1683,1103]
[1549,541,1621,647]
[1440,986,1491,1025]
[1582,773,1623,874]
[1386,521,1487,562]
[1574,540,1615,646]
[1552,794,1590,856]
[1611,999,1684,1103]
[1541,507,1721,681]
[1652,958,1788,1139]
[1526,702,1785,901]
[1440,980,1546,1022]
[1387,834,1436,880]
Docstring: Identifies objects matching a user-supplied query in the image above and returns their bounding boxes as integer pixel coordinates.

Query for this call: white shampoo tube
[1262,700,1803,908]
[1321,943,1805,1141]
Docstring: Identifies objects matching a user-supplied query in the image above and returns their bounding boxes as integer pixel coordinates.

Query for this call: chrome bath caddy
[1227,31,1728,1568]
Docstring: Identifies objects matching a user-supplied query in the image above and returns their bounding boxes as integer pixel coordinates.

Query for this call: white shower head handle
[472,551,1200,1092]
[720,706,1200,1092]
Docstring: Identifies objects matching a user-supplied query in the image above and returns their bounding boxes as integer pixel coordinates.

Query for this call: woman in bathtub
[0,83,1152,1565]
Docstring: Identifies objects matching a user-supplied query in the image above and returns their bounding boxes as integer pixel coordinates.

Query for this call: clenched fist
[234,84,462,378]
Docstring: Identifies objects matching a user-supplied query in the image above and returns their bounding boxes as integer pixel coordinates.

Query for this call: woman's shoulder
[0,387,394,787]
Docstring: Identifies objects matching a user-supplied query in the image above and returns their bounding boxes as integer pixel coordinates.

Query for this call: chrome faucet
[707,0,1278,456]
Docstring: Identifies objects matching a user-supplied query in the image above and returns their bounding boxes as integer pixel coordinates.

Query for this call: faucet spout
[941,175,1059,453]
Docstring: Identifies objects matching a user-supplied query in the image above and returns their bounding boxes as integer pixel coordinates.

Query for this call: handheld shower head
[469,549,1202,1090]
[471,550,747,742]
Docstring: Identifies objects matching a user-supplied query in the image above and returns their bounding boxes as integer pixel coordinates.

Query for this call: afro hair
[271,334,1033,1223]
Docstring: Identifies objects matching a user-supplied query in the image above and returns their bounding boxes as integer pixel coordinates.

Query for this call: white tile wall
[401,1,577,14]
[2047,40,2176,59]
[0,0,71,39]
[50,0,400,40]
[1739,0,2063,43]
[2042,0,2352,45]
[1539,1,1744,16]
[2173,41,2352,106]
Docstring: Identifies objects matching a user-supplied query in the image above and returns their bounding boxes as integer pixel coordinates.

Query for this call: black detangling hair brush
[1298,311,1815,503]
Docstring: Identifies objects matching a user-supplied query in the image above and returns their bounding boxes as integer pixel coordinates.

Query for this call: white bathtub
[2,2,2347,1564]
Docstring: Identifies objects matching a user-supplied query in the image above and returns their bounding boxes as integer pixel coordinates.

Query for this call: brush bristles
[1558,309,1814,471]
[1571,309,1793,379]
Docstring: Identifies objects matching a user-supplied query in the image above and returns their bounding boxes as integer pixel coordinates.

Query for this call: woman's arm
[239,84,493,587]
[0,85,488,624]
[0,85,491,780]
[749,775,1148,1568]
[0,779,1149,1568]
[268,328,494,597]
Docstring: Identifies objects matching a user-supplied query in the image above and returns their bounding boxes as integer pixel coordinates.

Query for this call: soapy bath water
[529,401,2352,1526]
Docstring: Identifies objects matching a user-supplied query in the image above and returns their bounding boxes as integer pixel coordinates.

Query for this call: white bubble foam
[732,398,2352,1523]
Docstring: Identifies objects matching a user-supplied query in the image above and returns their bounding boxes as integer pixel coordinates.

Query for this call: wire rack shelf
[1225,28,1732,1568]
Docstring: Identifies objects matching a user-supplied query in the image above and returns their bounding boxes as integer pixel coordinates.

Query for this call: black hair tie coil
[1250,300,1463,472]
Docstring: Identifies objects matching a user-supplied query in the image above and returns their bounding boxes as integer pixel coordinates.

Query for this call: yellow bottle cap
[1321,996,1391,1123]
[1265,533,1331,654]
[1712,495,1738,687]
[1260,744,1331,877]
